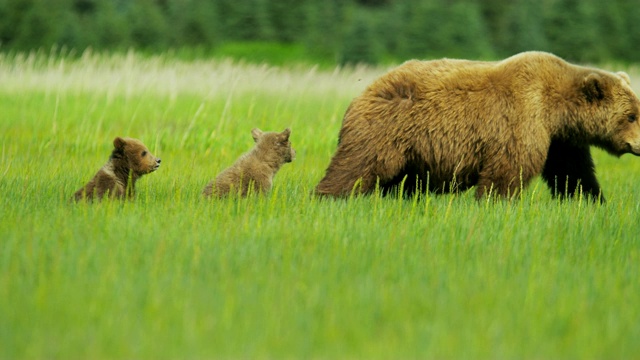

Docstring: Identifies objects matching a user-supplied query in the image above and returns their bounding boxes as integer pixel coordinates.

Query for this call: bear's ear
[281,128,291,140]
[582,73,607,103]
[617,71,631,86]
[113,137,127,150]
[251,128,263,142]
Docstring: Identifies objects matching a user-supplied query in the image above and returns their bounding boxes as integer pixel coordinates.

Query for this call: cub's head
[581,71,640,156]
[252,128,296,164]
[112,137,162,175]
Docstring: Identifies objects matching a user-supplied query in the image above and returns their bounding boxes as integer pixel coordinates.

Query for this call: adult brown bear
[315,52,640,202]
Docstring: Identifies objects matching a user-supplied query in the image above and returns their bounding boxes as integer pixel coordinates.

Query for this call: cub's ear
[251,128,263,142]
[113,137,127,150]
[617,71,631,86]
[281,128,291,140]
[582,73,607,102]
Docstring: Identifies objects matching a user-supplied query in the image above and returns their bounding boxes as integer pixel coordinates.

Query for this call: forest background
[1,0,640,65]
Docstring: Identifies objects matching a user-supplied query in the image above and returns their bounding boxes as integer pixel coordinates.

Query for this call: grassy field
[1,50,640,359]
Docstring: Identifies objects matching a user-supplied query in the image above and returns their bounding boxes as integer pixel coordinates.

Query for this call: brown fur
[315,51,640,201]
[73,137,161,201]
[203,128,295,197]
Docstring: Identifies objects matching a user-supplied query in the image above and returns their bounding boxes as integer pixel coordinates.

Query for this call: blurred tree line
[1,0,639,64]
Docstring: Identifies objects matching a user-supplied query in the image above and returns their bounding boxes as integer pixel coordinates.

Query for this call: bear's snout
[627,142,640,156]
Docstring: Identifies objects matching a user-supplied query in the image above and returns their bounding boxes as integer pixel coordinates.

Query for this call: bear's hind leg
[542,140,604,203]
[315,143,409,198]
[315,143,379,197]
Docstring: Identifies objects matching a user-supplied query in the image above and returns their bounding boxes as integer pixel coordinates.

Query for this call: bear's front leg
[542,140,604,203]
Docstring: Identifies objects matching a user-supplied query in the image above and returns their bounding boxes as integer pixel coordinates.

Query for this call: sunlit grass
[1,51,639,359]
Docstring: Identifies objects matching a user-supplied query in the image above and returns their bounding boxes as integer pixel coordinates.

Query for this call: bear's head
[252,128,296,164]
[581,71,640,156]
[112,137,161,176]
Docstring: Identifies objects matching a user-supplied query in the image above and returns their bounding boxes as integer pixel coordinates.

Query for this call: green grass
[210,41,316,66]
[1,51,640,359]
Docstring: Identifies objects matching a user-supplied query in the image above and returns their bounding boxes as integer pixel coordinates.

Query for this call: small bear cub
[203,128,295,197]
[73,137,161,201]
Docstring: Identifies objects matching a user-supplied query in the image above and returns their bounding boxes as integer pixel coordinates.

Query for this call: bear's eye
[628,114,637,123]
[141,150,147,157]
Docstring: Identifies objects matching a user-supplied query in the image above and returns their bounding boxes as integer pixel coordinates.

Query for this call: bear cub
[73,137,161,201]
[203,128,295,197]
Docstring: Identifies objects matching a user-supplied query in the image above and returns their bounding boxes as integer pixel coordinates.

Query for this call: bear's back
[365,52,574,103]
[365,58,495,102]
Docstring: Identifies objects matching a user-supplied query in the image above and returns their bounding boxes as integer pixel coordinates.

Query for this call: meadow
[1,50,640,359]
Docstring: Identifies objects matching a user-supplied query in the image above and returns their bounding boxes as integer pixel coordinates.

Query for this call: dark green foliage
[127,0,169,50]
[617,0,640,62]
[340,9,381,65]
[442,0,493,59]
[165,0,218,47]
[599,1,628,61]
[500,0,548,56]
[545,0,606,63]
[387,0,492,60]
[11,0,62,50]
[93,1,131,49]
[303,0,349,62]
[215,0,274,41]
[266,0,308,43]
[0,0,638,64]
